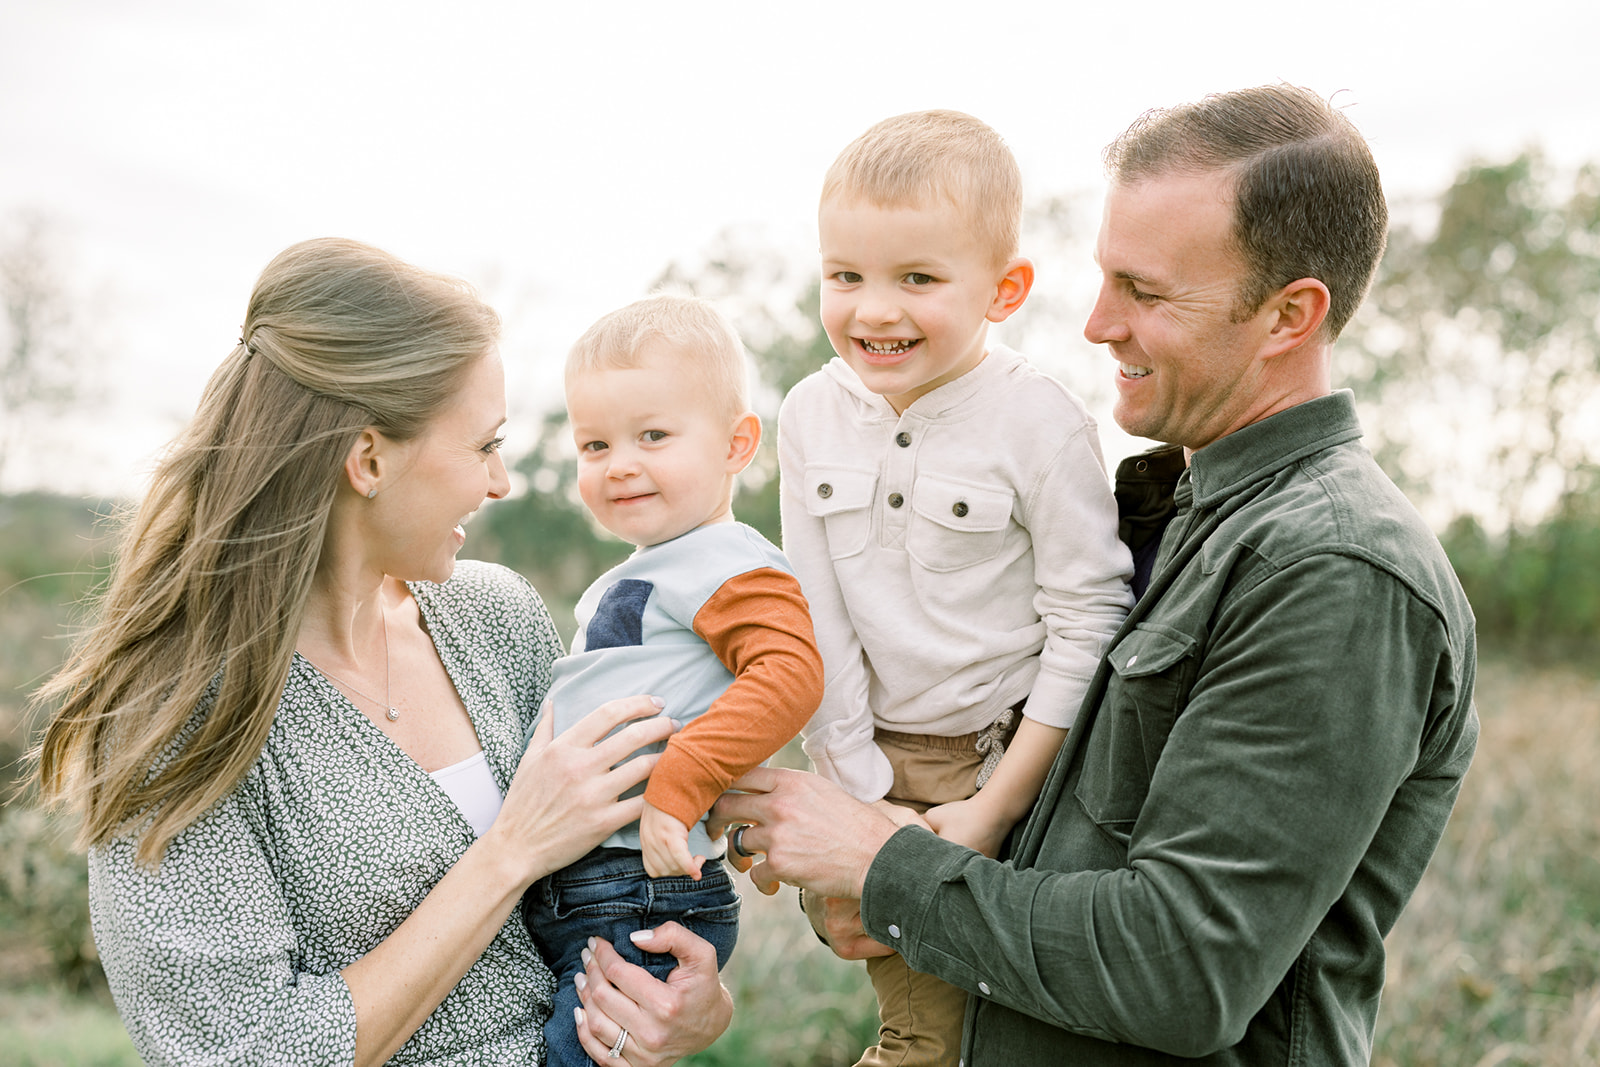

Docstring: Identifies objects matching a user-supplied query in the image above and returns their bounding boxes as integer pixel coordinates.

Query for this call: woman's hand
[487,696,678,888]
[573,924,733,1065]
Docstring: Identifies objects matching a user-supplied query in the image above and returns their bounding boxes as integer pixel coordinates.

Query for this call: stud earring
[367,488,378,499]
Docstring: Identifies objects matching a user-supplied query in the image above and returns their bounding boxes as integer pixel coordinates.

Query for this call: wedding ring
[608,1026,628,1058]
[730,824,754,859]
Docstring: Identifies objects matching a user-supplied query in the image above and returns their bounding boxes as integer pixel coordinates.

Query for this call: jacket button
[888,493,904,508]
[895,431,911,447]
[952,501,969,517]
[978,981,991,995]
[817,483,833,498]
[887,924,901,939]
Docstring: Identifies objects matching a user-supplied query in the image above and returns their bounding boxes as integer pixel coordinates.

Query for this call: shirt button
[887,923,901,939]
[888,493,904,508]
[1127,654,1138,667]
[952,501,969,517]
[896,431,912,447]
[817,483,833,498]
[978,981,991,995]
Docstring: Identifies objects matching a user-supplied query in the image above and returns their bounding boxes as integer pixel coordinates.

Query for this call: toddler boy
[525,294,823,1067]
[779,110,1134,1066]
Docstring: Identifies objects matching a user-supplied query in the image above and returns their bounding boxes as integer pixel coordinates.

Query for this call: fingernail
[580,947,592,966]
[628,928,654,944]
[649,696,665,709]
[574,1007,586,1027]
[574,972,588,993]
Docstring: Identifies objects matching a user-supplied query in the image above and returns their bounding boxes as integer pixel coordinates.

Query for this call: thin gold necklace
[307,603,399,722]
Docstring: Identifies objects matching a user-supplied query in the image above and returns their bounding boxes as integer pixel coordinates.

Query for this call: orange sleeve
[642,567,824,829]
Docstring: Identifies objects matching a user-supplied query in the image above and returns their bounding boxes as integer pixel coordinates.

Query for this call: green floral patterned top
[89,561,563,1066]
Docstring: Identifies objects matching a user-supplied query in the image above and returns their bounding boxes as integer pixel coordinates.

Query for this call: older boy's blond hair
[821,109,1023,266]
[566,294,751,423]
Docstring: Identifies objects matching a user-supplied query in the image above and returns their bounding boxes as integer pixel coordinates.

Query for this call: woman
[34,238,729,1065]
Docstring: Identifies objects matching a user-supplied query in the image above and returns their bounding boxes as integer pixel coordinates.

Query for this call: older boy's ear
[726,412,762,474]
[986,258,1034,324]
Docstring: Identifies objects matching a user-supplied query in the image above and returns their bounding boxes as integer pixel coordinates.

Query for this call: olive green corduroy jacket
[861,391,1479,1064]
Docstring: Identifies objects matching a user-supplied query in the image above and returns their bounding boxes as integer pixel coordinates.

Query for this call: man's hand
[639,801,701,880]
[802,890,895,961]
[707,766,901,900]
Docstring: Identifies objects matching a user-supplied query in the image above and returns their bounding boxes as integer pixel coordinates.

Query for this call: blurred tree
[1342,152,1600,529]
[0,212,82,488]
[1341,152,1600,659]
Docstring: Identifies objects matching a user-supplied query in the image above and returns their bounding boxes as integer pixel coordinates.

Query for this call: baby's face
[566,344,737,547]
[819,196,1005,413]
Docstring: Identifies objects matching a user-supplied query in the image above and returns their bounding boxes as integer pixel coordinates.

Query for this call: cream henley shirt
[778,346,1134,802]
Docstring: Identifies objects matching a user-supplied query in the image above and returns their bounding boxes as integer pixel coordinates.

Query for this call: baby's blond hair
[566,294,750,423]
[821,109,1022,266]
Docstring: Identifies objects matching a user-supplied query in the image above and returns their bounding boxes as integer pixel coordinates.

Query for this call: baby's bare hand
[640,802,702,880]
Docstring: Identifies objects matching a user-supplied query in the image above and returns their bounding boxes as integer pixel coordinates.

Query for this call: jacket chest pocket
[803,466,878,560]
[906,477,1014,573]
[1074,624,1198,845]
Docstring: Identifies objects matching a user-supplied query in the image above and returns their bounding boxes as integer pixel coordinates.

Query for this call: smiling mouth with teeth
[859,338,920,355]
[1120,362,1152,379]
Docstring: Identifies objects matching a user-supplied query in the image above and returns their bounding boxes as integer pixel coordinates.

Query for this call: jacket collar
[1184,391,1364,510]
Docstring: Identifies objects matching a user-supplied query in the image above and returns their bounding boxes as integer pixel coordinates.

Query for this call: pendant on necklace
[386,707,400,722]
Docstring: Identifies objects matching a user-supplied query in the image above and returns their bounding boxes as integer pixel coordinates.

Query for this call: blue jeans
[524,847,740,1067]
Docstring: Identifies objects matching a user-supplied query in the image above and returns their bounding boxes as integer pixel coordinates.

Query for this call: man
[712,84,1479,1064]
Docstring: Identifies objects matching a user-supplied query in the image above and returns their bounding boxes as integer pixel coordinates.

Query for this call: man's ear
[344,427,390,498]
[726,411,762,475]
[1261,278,1331,359]
[986,257,1035,324]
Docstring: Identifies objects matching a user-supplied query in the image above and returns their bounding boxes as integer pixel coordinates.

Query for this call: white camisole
[429,750,504,837]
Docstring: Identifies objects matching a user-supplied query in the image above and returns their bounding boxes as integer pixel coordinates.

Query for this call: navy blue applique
[584,579,654,650]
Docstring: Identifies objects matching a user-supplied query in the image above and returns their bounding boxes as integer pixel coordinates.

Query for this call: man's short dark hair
[1104,84,1388,339]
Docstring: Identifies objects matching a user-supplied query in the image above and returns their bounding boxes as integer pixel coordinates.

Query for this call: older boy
[524,294,823,1067]
[778,110,1134,1065]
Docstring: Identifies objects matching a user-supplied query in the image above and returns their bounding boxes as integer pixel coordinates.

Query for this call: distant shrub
[1444,473,1600,664]
[0,492,114,603]
[0,807,99,993]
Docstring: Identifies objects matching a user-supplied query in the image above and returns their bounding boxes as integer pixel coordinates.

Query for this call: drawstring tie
[974,706,1017,789]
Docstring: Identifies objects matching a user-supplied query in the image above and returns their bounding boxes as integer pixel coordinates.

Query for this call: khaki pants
[856,725,1010,1067]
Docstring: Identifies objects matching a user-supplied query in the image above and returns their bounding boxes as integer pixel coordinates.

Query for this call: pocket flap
[1108,626,1195,677]
[910,477,1013,532]
[803,466,878,517]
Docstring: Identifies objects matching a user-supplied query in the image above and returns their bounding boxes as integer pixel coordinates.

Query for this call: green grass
[0,988,139,1067]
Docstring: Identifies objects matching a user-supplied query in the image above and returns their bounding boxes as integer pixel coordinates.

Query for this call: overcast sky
[4,0,1599,496]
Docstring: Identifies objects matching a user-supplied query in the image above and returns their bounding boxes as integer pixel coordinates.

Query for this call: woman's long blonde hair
[33,238,500,865]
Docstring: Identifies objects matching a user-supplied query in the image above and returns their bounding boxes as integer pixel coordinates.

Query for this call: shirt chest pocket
[1074,624,1198,844]
[907,477,1015,573]
[804,466,878,560]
